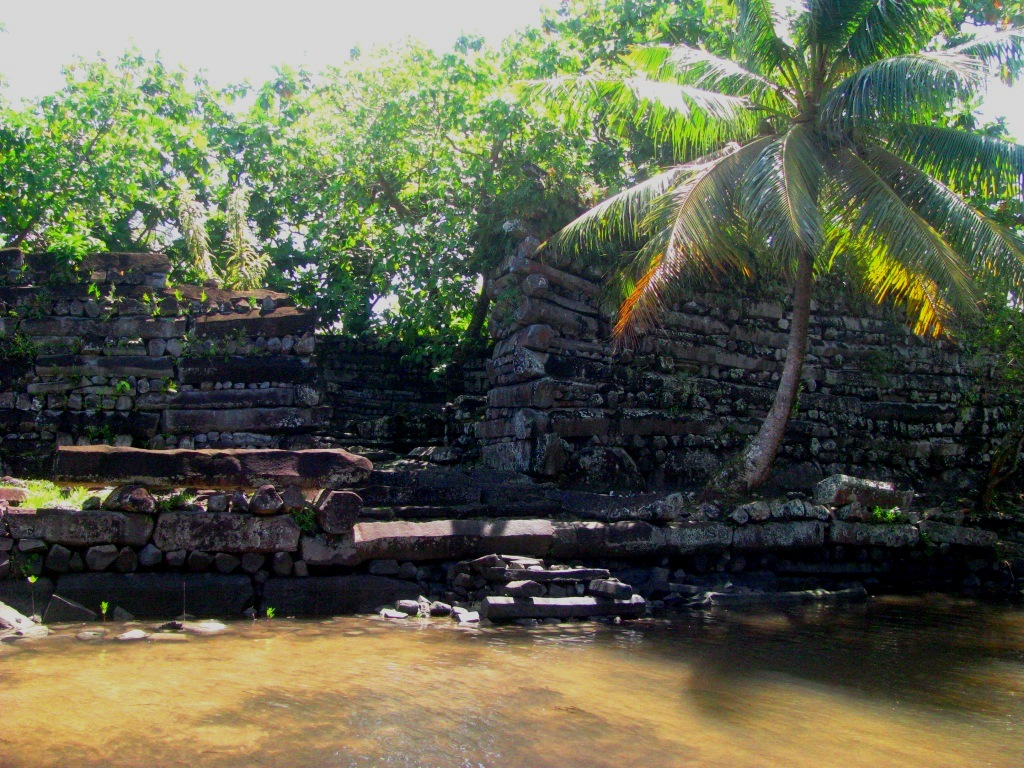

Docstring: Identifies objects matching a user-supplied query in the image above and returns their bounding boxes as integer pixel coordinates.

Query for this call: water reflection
[0,596,1021,768]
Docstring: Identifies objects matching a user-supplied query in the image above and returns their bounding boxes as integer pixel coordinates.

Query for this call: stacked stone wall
[480,241,1017,493]
[0,250,323,475]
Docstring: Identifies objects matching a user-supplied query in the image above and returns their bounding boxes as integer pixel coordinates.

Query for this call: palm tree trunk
[715,250,814,491]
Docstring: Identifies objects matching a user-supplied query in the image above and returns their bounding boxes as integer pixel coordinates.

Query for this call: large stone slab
[54,446,373,490]
[136,388,295,411]
[479,595,646,621]
[732,521,825,550]
[52,573,253,618]
[828,521,920,548]
[603,521,665,556]
[0,577,54,618]
[300,534,359,567]
[4,508,153,547]
[162,407,330,435]
[177,355,315,385]
[35,354,174,379]
[22,316,185,339]
[663,522,733,553]
[814,474,914,511]
[261,575,419,616]
[192,306,314,337]
[918,521,998,547]
[351,519,554,562]
[152,512,300,554]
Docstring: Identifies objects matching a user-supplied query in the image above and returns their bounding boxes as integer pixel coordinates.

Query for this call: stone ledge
[352,519,554,562]
[54,446,373,490]
[479,594,646,621]
[152,512,300,554]
[4,508,153,547]
[51,573,252,618]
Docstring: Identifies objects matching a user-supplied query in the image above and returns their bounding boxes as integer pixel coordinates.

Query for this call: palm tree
[534,0,1024,491]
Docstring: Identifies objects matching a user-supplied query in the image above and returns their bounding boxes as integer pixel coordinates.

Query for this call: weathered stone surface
[162,407,331,435]
[22,316,185,340]
[240,553,265,573]
[152,512,300,554]
[271,551,293,576]
[663,522,733,554]
[55,446,373,490]
[113,546,138,573]
[44,544,73,573]
[4,509,153,547]
[36,354,174,379]
[42,594,99,623]
[0,487,28,503]
[603,521,665,556]
[249,485,284,516]
[85,544,119,571]
[52,573,253,618]
[352,519,554,562]
[279,485,307,514]
[480,594,646,621]
[102,484,156,515]
[177,355,315,385]
[588,579,633,600]
[501,567,610,582]
[828,521,920,548]
[814,474,914,511]
[918,521,998,547]
[732,521,826,550]
[300,535,359,567]
[0,577,54,618]
[505,580,545,598]
[314,490,362,534]
[136,388,295,411]
[138,543,163,567]
[193,306,314,337]
[261,575,420,616]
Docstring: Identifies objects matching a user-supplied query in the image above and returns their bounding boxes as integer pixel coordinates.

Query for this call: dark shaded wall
[479,241,1016,493]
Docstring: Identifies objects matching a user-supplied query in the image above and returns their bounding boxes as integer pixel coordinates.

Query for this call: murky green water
[1,594,1022,767]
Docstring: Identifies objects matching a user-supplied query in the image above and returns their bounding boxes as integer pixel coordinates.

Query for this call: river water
[0,594,1022,768]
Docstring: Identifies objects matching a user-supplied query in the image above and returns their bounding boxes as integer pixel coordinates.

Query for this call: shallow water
[1,595,1023,768]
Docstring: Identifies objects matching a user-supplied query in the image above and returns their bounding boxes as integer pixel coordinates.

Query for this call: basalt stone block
[300,535,359,567]
[249,485,284,516]
[85,544,119,571]
[214,553,240,574]
[51,573,254,618]
[828,521,920,548]
[603,521,665,556]
[351,519,554,562]
[177,355,315,385]
[162,407,331,435]
[192,306,314,338]
[587,579,633,600]
[153,512,300,554]
[279,485,307,515]
[136,388,295,411]
[4,509,154,547]
[260,575,420,616]
[480,594,647,621]
[314,490,362,534]
[55,446,373,490]
[501,567,610,582]
[0,576,54,618]
[44,544,73,573]
[102,484,156,515]
[138,543,163,567]
[240,553,265,574]
[505,580,545,598]
[187,550,214,572]
[113,546,138,573]
[733,521,826,550]
[813,474,914,512]
[22,316,184,340]
[918,521,998,547]
[42,594,99,623]
[663,522,733,554]
[35,354,175,379]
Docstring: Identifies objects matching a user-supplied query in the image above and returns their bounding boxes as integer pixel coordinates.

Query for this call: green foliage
[292,507,317,532]
[0,331,36,362]
[20,480,94,510]
[100,601,109,619]
[265,606,276,620]
[872,506,903,524]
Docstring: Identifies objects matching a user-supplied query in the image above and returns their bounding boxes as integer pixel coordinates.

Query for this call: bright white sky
[1,0,1023,139]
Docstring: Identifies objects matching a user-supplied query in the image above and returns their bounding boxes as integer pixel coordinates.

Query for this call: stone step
[356,484,483,507]
[494,567,611,583]
[54,445,373,490]
[352,519,554,562]
[358,501,560,522]
[479,594,646,621]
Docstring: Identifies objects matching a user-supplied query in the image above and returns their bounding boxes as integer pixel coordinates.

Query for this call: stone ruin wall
[0,250,489,476]
[479,239,1017,495]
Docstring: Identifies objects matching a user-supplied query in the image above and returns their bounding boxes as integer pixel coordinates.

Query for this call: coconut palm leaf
[740,124,826,270]
[736,0,801,76]
[821,52,985,129]
[844,0,948,66]
[869,123,1024,197]
[948,28,1024,72]
[861,144,1024,293]
[831,147,978,322]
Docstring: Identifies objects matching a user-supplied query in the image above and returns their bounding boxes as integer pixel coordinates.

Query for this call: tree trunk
[711,251,814,492]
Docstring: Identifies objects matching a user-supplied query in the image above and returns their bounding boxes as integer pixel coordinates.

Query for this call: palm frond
[861,143,1024,295]
[624,45,792,108]
[736,0,801,76]
[830,147,979,330]
[844,0,949,66]
[869,123,1024,197]
[614,137,773,337]
[739,124,826,270]
[948,27,1024,78]
[548,164,695,255]
[821,52,985,130]
[803,0,877,49]
[522,73,760,157]
[222,186,271,291]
